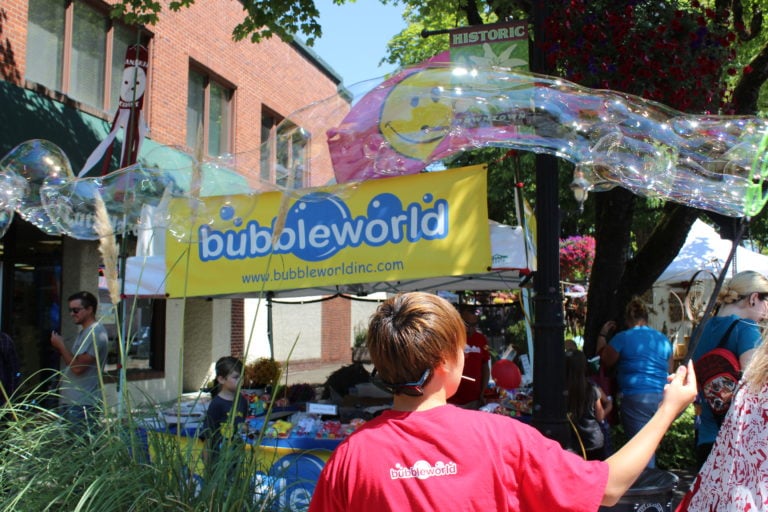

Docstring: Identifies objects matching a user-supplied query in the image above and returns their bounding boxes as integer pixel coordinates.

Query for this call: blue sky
[311,0,407,86]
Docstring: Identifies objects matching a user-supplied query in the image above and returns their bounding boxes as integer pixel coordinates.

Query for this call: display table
[138,417,343,511]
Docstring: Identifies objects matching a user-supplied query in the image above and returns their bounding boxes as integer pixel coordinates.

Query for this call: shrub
[243,357,282,389]
[559,235,595,283]
[610,404,696,470]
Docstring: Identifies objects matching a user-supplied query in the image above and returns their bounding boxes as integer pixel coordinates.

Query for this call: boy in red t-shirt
[309,292,697,512]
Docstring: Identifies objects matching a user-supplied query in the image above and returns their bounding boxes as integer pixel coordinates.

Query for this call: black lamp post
[529,1,569,446]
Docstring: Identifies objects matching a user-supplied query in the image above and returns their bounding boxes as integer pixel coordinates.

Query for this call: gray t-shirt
[59,322,109,407]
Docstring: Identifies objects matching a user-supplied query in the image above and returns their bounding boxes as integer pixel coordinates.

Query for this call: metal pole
[529,1,569,445]
[267,292,275,359]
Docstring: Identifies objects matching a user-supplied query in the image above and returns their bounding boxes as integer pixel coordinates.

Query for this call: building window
[186,68,233,157]
[260,109,309,189]
[100,290,165,374]
[25,0,150,112]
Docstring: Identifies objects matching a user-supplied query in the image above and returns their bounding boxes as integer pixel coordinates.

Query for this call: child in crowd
[565,349,611,460]
[309,292,697,511]
[202,356,249,467]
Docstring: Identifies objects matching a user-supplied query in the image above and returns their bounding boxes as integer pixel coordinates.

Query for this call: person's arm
[739,347,756,368]
[596,321,619,367]
[600,361,697,506]
[50,332,96,376]
[594,394,606,423]
[596,387,611,422]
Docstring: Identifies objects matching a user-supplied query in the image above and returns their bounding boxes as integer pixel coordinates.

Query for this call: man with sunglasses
[309,292,697,511]
[50,291,109,429]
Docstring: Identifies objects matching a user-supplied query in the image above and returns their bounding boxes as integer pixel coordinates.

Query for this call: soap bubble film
[326,62,768,217]
[2,61,768,246]
[0,139,74,234]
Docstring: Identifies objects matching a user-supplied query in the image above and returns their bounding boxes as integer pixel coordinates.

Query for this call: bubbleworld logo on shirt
[165,165,491,297]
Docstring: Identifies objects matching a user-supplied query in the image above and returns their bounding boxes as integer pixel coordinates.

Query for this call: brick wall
[1,0,28,84]
[145,0,339,188]
[230,298,244,357]
[1,0,341,188]
[1,0,352,374]
[321,296,353,363]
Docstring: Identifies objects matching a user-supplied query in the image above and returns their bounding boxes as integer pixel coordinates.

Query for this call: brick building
[0,0,367,404]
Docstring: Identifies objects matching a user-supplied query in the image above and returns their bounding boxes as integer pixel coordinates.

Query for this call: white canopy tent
[651,219,768,344]
[656,219,768,287]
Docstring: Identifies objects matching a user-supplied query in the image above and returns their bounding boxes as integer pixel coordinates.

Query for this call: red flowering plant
[542,0,735,113]
[560,235,596,283]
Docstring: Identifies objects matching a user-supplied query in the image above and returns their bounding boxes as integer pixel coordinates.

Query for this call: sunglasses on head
[69,307,83,314]
[371,368,432,397]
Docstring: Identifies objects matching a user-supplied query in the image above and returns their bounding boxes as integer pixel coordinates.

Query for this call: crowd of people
[309,292,697,511]
[308,270,768,510]
[4,269,767,510]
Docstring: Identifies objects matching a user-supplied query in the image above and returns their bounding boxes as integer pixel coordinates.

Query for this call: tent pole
[267,292,275,359]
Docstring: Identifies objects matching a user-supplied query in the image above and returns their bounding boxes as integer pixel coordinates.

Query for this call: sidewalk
[281,362,351,387]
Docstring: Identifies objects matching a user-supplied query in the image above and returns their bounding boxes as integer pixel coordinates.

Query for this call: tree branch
[729,41,768,113]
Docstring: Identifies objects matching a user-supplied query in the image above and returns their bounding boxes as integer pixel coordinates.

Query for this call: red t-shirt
[448,330,490,405]
[308,405,608,512]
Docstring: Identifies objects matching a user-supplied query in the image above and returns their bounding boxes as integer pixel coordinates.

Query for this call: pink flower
[560,235,596,282]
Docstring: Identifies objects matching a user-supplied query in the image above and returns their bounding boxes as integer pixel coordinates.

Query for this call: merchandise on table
[481,386,533,418]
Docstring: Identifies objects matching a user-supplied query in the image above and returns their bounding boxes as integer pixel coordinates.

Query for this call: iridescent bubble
[0,208,13,239]
[41,164,176,240]
[166,196,212,243]
[6,58,768,249]
[0,139,74,234]
[0,170,30,211]
[321,61,768,217]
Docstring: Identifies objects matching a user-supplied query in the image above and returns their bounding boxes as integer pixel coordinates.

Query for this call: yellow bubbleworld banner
[165,165,490,297]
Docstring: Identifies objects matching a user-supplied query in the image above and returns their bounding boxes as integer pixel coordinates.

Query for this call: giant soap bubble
[0,139,74,234]
[40,164,177,240]
[323,62,768,218]
[4,60,768,246]
[139,145,261,243]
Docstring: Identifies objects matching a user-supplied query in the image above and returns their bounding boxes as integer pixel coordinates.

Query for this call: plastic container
[599,468,679,512]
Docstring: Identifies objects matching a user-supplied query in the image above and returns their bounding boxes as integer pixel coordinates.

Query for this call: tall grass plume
[94,191,120,306]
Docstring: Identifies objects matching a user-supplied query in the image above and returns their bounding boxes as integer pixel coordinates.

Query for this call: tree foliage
[111,0,325,45]
[374,0,768,352]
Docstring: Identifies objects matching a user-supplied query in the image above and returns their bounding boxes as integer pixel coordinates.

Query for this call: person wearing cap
[447,303,490,409]
[688,270,768,469]
[308,292,698,511]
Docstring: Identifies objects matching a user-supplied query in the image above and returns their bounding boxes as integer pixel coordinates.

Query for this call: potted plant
[351,324,370,363]
[243,357,282,391]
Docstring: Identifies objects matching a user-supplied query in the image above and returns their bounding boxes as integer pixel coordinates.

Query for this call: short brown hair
[624,297,649,325]
[367,292,466,385]
[68,291,98,311]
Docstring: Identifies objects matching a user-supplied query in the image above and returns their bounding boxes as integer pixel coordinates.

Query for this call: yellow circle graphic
[379,69,454,161]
